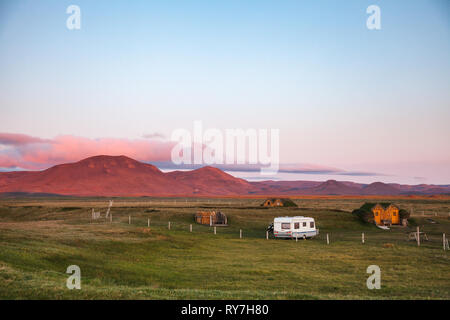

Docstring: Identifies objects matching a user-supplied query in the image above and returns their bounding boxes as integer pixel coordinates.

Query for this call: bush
[352,209,375,224]
[399,209,410,220]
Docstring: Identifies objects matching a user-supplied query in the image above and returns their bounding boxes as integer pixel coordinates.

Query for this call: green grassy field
[0,197,449,299]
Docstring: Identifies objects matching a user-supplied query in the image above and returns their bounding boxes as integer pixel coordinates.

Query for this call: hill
[0,155,449,196]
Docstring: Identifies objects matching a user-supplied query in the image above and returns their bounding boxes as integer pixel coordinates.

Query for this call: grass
[0,197,449,299]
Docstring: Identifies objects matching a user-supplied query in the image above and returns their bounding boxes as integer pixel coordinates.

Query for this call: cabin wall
[274,199,283,206]
[195,211,227,225]
[372,206,383,225]
[371,205,400,225]
[263,199,284,207]
[196,211,213,225]
[386,206,400,224]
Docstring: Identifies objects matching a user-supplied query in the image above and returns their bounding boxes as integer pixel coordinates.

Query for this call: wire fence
[88,213,449,251]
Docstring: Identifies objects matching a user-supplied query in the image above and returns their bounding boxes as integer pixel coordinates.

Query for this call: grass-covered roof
[359,202,396,212]
[262,198,298,207]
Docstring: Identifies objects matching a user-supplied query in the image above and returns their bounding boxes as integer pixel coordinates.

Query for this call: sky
[0,0,449,184]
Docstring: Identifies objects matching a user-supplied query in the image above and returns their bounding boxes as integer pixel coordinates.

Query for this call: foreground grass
[0,197,449,299]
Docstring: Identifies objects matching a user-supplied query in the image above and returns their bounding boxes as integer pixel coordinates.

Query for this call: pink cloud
[0,133,51,145]
[0,133,176,170]
[0,154,20,168]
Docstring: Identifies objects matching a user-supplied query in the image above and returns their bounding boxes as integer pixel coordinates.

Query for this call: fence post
[240,229,242,239]
[362,232,365,244]
[190,224,192,232]
[266,231,268,240]
[326,233,329,245]
[129,216,131,225]
[148,218,150,228]
[214,226,216,235]
[295,235,298,242]
[444,233,446,251]
[110,214,112,223]
[168,221,171,230]
[417,226,420,246]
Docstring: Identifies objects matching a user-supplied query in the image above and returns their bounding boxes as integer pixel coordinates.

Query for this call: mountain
[0,155,449,196]
[248,180,322,195]
[166,166,254,195]
[306,180,362,195]
[362,182,402,195]
[0,156,185,196]
[0,156,257,196]
[389,183,450,195]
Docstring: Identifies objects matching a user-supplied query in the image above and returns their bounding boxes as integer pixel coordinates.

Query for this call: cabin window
[303,222,307,227]
[310,222,314,228]
[294,222,299,229]
[393,212,397,216]
[281,223,290,230]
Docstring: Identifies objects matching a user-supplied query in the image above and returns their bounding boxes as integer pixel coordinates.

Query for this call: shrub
[399,209,410,220]
[352,209,375,224]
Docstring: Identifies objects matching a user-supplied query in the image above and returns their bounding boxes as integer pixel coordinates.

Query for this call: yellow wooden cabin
[263,198,283,207]
[261,198,298,207]
[359,203,400,226]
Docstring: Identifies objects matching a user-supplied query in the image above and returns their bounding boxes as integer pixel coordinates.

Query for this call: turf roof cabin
[354,203,409,226]
[261,198,298,207]
[195,210,228,226]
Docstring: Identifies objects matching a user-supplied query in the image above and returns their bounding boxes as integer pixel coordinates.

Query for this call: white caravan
[272,216,319,239]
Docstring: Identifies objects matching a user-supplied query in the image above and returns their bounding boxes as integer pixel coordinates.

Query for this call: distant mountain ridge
[0,155,449,196]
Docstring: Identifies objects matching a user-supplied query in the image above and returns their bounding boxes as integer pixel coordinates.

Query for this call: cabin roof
[360,202,397,212]
[262,198,298,207]
[265,198,292,202]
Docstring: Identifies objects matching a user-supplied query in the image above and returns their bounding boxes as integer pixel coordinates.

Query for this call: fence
[411,211,450,218]
[89,213,449,250]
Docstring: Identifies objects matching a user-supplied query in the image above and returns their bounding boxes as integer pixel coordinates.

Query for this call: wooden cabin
[261,198,298,208]
[195,210,228,226]
[359,203,401,226]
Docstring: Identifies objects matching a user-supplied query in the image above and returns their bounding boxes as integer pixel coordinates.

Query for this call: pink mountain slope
[0,155,449,196]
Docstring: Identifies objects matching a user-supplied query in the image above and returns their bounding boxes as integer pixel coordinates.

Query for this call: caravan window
[294,222,299,229]
[310,221,315,228]
[303,222,307,227]
[281,223,290,230]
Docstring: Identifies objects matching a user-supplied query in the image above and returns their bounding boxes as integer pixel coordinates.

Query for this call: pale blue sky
[0,0,449,183]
